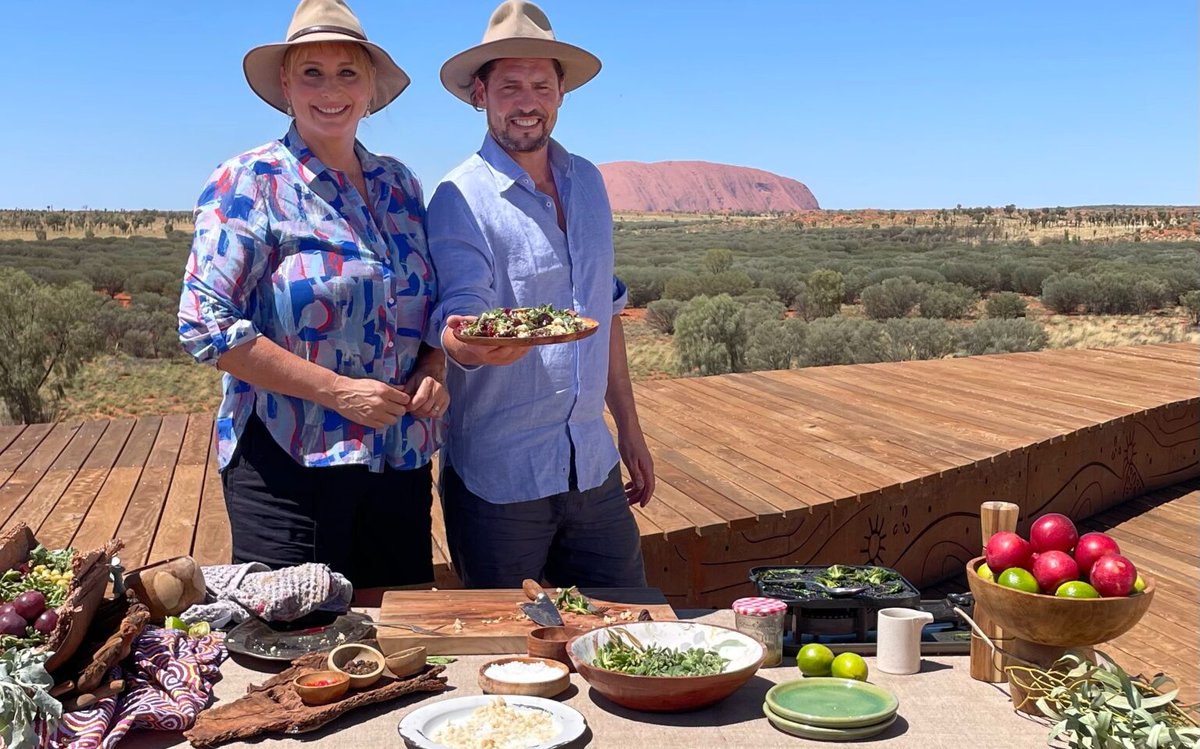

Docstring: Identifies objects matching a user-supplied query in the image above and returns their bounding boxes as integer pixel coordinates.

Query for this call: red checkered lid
[732,596,787,616]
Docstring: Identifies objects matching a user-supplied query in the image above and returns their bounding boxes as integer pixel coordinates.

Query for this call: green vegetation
[592,628,728,677]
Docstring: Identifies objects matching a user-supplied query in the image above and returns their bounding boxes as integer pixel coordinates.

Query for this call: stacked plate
[763,678,900,741]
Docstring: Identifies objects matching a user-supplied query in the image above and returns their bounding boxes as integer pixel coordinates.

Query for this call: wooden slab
[376,588,677,656]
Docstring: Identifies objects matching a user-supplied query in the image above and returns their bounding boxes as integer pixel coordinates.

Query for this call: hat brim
[243,34,411,114]
[439,38,601,105]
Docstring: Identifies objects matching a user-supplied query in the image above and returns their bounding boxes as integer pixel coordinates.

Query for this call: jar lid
[732,596,787,616]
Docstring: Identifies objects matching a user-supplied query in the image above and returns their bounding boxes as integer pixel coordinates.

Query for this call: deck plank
[115,414,189,569]
[37,419,133,549]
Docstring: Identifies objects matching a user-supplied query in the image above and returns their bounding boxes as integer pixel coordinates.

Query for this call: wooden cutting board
[375,588,677,655]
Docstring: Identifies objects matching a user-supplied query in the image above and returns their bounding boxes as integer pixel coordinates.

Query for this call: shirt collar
[478,132,572,193]
[280,122,402,189]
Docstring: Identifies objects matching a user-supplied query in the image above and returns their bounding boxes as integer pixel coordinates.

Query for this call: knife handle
[522,579,548,601]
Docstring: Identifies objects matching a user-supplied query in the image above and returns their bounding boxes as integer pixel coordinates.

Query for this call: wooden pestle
[969,500,1020,682]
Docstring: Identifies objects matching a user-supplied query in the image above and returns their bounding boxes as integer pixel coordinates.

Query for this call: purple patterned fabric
[178,123,443,472]
[50,626,227,749]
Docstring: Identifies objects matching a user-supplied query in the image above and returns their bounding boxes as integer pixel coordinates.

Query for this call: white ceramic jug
[877,607,934,675]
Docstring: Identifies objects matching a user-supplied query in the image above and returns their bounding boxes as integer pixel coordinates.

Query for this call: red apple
[985,531,1034,573]
[1075,532,1120,576]
[1089,554,1137,597]
[1030,513,1079,554]
[1032,550,1079,593]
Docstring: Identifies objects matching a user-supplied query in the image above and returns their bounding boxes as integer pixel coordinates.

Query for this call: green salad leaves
[592,629,728,677]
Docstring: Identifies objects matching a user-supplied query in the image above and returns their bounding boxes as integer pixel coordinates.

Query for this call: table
[122,610,1054,749]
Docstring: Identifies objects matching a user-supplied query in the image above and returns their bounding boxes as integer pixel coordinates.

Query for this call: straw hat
[243,0,410,114]
[440,0,601,105]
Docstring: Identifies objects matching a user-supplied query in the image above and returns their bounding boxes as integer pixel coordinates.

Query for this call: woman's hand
[328,376,411,429]
[402,367,450,419]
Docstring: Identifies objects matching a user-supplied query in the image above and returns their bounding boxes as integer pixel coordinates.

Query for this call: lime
[1132,575,1146,594]
[796,643,835,677]
[1055,580,1100,599]
[164,616,187,631]
[187,621,211,638]
[997,568,1040,594]
[976,563,994,582]
[830,652,869,682]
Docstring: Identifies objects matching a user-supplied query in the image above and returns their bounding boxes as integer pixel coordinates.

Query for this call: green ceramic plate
[763,702,898,740]
[765,678,899,728]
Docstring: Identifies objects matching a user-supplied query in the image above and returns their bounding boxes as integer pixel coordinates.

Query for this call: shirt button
[545,201,552,209]
[387,297,396,306]
[386,341,394,349]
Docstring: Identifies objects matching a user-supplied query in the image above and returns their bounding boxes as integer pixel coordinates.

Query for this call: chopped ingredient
[431,697,556,749]
[460,305,593,339]
[304,678,340,687]
[342,658,377,676]
[484,660,561,683]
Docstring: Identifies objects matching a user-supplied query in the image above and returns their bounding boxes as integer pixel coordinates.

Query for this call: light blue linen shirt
[426,134,627,504]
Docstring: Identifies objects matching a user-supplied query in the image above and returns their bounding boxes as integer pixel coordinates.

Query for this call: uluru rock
[598,161,819,214]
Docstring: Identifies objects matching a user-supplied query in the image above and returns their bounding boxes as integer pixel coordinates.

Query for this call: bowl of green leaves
[567,622,764,712]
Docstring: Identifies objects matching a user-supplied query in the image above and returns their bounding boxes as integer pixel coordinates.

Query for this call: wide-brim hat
[243,0,410,114]
[440,0,601,105]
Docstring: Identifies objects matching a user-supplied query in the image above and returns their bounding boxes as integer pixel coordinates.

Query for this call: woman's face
[280,42,374,149]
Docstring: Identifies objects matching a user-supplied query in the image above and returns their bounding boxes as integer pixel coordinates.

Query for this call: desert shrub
[1180,290,1200,326]
[745,318,807,371]
[619,267,669,307]
[1087,273,1144,314]
[807,269,845,317]
[881,318,958,361]
[861,277,923,320]
[1041,274,1096,314]
[801,317,889,366]
[1011,265,1053,296]
[663,273,704,301]
[864,266,945,287]
[1162,267,1200,298]
[130,269,179,295]
[985,292,1028,319]
[761,273,807,308]
[0,270,105,422]
[959,319,1048,355]
[698,270,755,298]
[918,282,978,319]
[940,261,1002,293]
[735,287,781,305]
[701,248,735,275]
[645,299,683,334]
[674,294,747,375]
[1131,278,1171,312]
[83,263,127,296]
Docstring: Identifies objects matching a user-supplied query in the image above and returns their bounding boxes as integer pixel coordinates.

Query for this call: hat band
[288,24,367,42]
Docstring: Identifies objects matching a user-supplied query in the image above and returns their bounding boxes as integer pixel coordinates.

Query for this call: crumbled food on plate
[460,305,593,339]
[431,697,556,749]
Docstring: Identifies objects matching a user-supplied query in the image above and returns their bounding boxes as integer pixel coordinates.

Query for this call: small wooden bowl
[478,656,570,698]
[528,626,586,671]
[327,642,386,689]
[385,646,427,678]
[293,670,350,705]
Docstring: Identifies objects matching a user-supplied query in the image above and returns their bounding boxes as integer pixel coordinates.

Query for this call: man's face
[474,58,564,154]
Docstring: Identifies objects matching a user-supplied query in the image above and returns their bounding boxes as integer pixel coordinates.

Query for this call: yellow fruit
[188,621,211,638]
[977,563,994,581]
[1055,581,1100,598]
[831,652,869,681]
[1133,575,1146,594]
[796,643,836,677]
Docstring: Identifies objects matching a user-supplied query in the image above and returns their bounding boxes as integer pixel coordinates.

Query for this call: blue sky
[3,1,1195,210]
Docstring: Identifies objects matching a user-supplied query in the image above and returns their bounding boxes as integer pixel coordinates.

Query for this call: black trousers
[221,414,434,589]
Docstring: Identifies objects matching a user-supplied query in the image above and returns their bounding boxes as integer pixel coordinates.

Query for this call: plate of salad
[454,305,599,347]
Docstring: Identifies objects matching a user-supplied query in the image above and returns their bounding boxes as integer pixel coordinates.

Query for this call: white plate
[398,695,586,749]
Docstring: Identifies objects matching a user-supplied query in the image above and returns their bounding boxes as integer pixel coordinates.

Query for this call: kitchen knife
[520,579,565,626]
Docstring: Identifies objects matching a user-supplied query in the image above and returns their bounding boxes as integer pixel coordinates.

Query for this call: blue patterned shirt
[427,135,627,503]
[178,124,442,472]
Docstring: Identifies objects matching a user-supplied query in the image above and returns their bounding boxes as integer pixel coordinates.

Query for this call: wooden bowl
[385,646,427,678]
[478,656,570,698]
[527,626,586,670]
[567,622,765,712]
[327,642,386,689]
[966,556,1155,648]
[293,670,350,705]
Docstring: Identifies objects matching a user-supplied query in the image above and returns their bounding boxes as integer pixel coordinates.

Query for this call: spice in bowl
[343,658,378,676]
[484,659,563,684]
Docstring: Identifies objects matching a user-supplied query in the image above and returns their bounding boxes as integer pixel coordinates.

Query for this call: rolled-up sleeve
[177,163,272,365]
[425,182,496,348]
[612,275,628,316]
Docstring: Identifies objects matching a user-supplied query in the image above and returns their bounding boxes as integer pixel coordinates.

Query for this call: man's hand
[442,314,530,367]
[618,429,655,507]
[327,376,410,429]
[402,367,449,419]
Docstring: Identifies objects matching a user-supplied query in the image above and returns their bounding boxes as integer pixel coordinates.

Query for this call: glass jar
[732,597,787,667]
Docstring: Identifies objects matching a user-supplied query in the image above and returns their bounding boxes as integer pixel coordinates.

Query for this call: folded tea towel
[180,562,352,626]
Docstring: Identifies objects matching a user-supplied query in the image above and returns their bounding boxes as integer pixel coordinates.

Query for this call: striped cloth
[50,626,227,749]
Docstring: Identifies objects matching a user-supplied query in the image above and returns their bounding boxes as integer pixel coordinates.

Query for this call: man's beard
[491,113,551,153]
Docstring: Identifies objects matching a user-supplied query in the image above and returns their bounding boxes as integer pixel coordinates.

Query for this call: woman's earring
[285,103,294,117]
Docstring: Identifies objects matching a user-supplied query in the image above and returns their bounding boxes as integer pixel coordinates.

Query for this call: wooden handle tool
[970,500,1020,682]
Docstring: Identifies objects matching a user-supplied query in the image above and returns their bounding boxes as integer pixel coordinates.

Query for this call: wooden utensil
[969,500,1019,682]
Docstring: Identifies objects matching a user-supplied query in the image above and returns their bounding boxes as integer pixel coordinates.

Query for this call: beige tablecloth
[118,610,1053,749]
